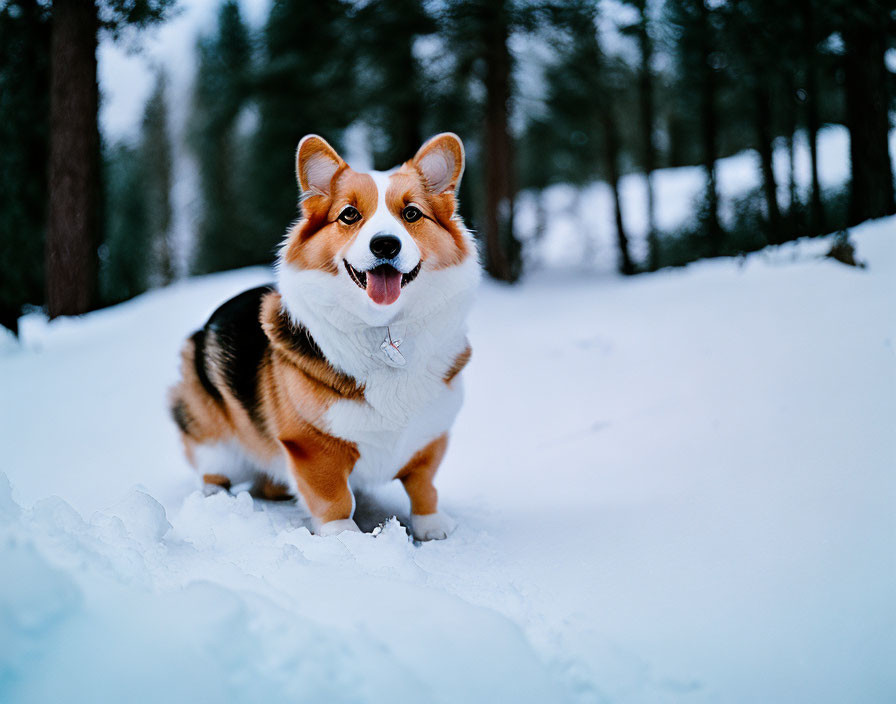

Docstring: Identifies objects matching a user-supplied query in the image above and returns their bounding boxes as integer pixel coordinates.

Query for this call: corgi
[169,133,480,540]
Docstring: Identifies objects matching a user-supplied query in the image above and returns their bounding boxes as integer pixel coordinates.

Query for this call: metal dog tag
[379,328,406,367]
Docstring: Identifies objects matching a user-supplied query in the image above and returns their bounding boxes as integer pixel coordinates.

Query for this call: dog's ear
[412,133,465,195]
[296,135,344,197]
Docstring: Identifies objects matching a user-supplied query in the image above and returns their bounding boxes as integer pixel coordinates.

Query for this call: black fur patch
[170,398,193,435]
[270,309,325,361]
[191,329,223,403]
[206,285,275,432]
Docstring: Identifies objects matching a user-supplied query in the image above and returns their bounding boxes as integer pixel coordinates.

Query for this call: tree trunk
[784,74,800,235]
[482,0,519,282]
[753,81,782,244]
[697,0,722,254]
[800,0,824,235]
[46,0,99,317]
[842,14,895,225]
[600,106,634,275]
[636,0,659,270]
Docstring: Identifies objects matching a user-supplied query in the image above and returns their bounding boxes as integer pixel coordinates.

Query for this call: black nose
[369,234,401,260]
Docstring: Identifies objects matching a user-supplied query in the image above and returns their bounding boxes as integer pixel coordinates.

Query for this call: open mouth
[344,260,422,305]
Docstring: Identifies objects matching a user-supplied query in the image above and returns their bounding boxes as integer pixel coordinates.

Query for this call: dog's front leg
[280,428,360,536]
[396,434,457,541]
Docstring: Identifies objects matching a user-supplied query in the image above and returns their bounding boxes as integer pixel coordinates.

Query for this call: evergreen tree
[100,71,174,303]
[798,0,826,235]
[100,142,151,304]
[141,71,175,284]
[247,0,357,256]
[667,0,725,255]
[352,0,436,170]
[0,0,50,335]
[437,0,524,282]
[721,0,787,244]
[835,0,895,225]
[620,0,660,269]
[46,0,175,319]
[189,0,253,274]
[545,0,635,274]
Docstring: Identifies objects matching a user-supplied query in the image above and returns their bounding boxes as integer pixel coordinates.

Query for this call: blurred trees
[836,0,895,224]
[2,0,896,330]
[142,72,175,285]
[438,0,523,282]
[46,0,101,319]
[667,0,724,255]
[353,0,435,170]
[799,0,825,235]
[101,143,151,304]
[245,0,357,261]
[544,0,634,274]
[620,0,660,270]
[101,71,175,303]
[0,0,50,335]
[189,0,253,275]
[721,0,787,245]
[45,0,175,321]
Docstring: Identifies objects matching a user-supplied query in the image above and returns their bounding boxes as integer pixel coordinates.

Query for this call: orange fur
[202,473,231,490]
[283,170,378,272]
[385,169,469,268]
[281,424,359,522]
[396,434,449,516]
[444,344,472,385]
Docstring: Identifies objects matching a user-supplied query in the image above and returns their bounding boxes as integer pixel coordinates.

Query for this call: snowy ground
[2,215,894,702]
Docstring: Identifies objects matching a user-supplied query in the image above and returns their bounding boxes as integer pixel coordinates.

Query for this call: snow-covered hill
[1,218,894,703]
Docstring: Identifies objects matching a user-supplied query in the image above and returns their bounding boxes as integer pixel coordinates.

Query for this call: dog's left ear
[412,133,465,195]
[296,134,345,197]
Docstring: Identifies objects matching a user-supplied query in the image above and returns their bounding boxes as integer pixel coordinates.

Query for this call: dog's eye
[338,206,361,224]
[402,205,422,223]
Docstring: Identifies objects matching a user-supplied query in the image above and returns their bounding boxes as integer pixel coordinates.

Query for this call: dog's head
[278,133,479,329]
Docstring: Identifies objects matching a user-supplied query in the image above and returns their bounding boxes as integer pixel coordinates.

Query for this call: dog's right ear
[296,135,344,197]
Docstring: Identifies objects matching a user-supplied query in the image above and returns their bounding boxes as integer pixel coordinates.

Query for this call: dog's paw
[315,518,362,537]
[411,512,457,541]
[202,482,229,497]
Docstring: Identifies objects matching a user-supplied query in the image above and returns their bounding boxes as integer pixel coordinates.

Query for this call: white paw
[202,482,228,497]
[411,512,457,541]
[315,518,361,537]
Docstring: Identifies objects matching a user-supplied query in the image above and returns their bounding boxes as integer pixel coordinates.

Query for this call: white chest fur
[277,255,480,489]
[329,368,465,489]
[322,318,471,489]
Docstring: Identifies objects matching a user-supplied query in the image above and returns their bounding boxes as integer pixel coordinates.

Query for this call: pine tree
[799,0,825,235]
[620,0,660,269]
[46,0,174,319]
[141,71,175,284]
[247,0,357,256]
[721,0,787,244]
[100,142,151,304]
[836,0,895,225]
[189,0,253,274]
[437,0,523,282]
[667,0,724,254]
[351,0,435,170]
[100,71,174,303]
[545,0,634,274]
[0,0,50,335]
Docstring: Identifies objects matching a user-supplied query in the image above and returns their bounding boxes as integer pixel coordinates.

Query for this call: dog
[169,133,480,540]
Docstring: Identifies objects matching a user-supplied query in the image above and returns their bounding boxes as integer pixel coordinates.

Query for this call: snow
[517,125,896,271]
[2,216,895,702]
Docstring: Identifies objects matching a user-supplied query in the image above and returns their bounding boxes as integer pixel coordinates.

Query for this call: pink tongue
[366,265,402,305]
